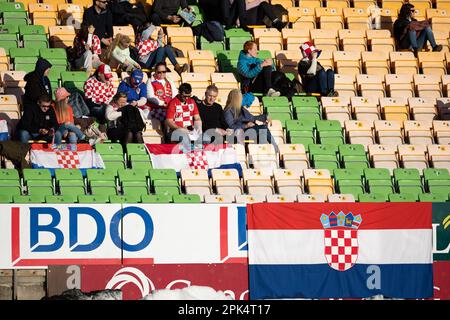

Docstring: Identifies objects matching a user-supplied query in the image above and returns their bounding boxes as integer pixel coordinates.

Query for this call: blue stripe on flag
[249,264,433,299]
[207,163,243,177]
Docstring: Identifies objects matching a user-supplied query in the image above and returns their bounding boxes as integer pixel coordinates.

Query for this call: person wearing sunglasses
[16,95,58,144]
[146,62,178,121]
[393,3,442,53]
[165,83,202,144]
[82,0,113,47]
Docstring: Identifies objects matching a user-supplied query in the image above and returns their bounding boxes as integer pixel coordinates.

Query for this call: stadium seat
[427,145,450,171]
[204,194,235,203]
[235,194,266,203]
[278,144,309,170]
[172,194,202,203]
[78,194,110,204]
[297,194,326,202]
[388,193,419,202]
[247,144,278,169]
[303,169,334,195]
[180,169,211,199]
[273,168,303,196]
[368,144,399,174]
[242,168,274,196]
[328,194,356,202]
[397,144,429,172]
[141,194,173,203]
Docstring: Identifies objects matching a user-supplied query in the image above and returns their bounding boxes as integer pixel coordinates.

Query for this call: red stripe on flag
[247,202,432,230]
[11,207,20,263]
[220,206,228,261]
[31,143,93,152]
[146,143,230,155]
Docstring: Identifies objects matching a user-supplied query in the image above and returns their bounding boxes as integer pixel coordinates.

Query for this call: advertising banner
[432,203,450,261]
[0,204,247,268]
[47,264,249,300]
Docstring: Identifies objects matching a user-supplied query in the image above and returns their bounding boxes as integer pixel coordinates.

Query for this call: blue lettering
[237,206,247,251]
[110,206,153,252]
[30,207,64,252]
[69,207,106,252]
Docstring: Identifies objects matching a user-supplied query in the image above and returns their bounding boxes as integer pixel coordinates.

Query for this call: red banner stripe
[145,143,229,155]
[247,203,432,230]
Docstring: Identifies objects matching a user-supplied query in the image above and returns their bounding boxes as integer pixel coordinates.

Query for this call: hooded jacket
[237,50,263,79]
[17,103,58,134]
[23,58,52,110]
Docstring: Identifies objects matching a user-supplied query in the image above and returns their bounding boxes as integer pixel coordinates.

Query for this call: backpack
[192,21,224,42]
[119,105,146,133]
[263,4,288,27]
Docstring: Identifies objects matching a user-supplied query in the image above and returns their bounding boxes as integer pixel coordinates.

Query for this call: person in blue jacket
[237,40,280,97]
[117,69,147,107]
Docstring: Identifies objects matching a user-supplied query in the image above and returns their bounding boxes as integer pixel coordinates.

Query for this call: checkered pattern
[324,229,359,271]
[74,34,102,57]
[150,107,167,122]
[56,151,80,169]
[186,150,208,169]
[84,77,115,105]
[138,39,159,56]
[174,107,195,128]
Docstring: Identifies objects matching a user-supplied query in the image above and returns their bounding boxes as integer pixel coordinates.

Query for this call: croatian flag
[30,144,105,173]
[146,144,242,173]
[247,203,434,299]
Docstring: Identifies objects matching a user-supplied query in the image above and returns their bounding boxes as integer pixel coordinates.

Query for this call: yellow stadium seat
[289,7,316,30]
[378,8,397,31]
[273,168,303,196]
[282,28,311,50]
[188,50,216,73]
[268,119,286,145]
[247,144,278,170]
[374,120,404,145]
[113,26,135,43]
[310,29,339,51]
[0,48,9,72]
[389,51,418,75]
[333,51,362,76]
[366,29,395,52]
[380,97,409,120]
[211,169,242,197]
[0,71,26,104]
[278,144,309,170]
[327,0,350,8]
[49,26,76,48]
[0,94,20,120]
[339,29,367,51]
[317,49,334,70]
[356,74,386,98]
[276,50,302,74]
[397,144,429,172]
[231,144,248,169]
[427,144,450,171]
[403,120,434,145]
[345,120,376,147]
[385,74,414,98]
[242,168,274,196]
[167,27,196,56]
[181,72,211,98]
[180,169,211,199]
[418,52,447,75]
[210,73,239,94]
[368,144,399,174]
[303,169,334,196]
[362,51,390,75]
[408,97,438,121]
[343,8,370,30]
[413,74,442,98]
[334,74,357,97]
[353,0,376,10]
[254,28,283,57]
[351,96,381,121]
[315,7,344,30]
[433,120,450,144]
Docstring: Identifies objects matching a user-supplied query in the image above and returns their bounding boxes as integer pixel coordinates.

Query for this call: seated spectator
[243,0,287,31]
[16,95,58,144]
[72,23,102,72]
[106,92,146,145]
[82,0,113,47]
[136,22,188,74]
[393,3,442,53]
[195,85,231,144]
[110,0,147,27]
[146,62,178,121]
[23,58,52,111]
[150,0,191,26]
[103,34,141,72]
[297,42,337,97]
[84,64,116,123]
[224,89,277,149]
[117,69,147,107]
[165,83,202,144]
[53,88,87,145]
[237,41,280,97]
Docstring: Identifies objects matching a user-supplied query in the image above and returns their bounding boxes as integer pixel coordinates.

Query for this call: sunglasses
[156,70,167,74]
[410,9,415,12]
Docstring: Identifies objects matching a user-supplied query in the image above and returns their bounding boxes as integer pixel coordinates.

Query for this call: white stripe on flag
[248,229,432,265]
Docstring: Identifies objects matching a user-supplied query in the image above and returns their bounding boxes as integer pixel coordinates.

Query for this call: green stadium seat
[78,194,109,203]
[55,168,83,181]
[141,194,173,203]
[103,161,126,173]
[338,144,369,168]
[46,195,77,203]
[418,193,448,202]
[423,168,450,193]
[14,56,38,72]
[364,168,391,182]
[388,193,418,202]
[0,168,20,181]
[109,194,141,203]
[19,25,46,35]
[95,143,125,163]
[59,186,85,197]
[199,36,225,54]
[0,33,18,50]
[1,187,21,197]
[172,194,202,203]
[358,193,389,202]
[154,186,180,196]
[13,194,45,203]
[28,186,54,196]
[9,47,39,58]
[0,2,26,13]
[333,168,364,197]
[118,168,148,184]
[0,23,20,34]
[3,12,28,25]
[0,194,13,203]
[216,50,240,72]
[225,29,252,51]
[292,96,320,109]
[61,70,89,91]
[23,34,48,49]
[40,48,67,67]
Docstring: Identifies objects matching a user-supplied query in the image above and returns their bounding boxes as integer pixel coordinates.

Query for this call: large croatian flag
[30,144,105,173]
[146,144,242,173]
[247,202,434,299]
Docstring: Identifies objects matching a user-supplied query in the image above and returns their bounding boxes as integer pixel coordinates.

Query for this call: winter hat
[97,64,113,80]
[131,69,144,85]
[55,87,71,101]
[300,42,322,59]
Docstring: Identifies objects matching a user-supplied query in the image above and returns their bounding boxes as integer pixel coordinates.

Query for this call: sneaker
[267,88,281,97]
[432,45,443,52]
[174,63,189,75]
[327,90,339,97]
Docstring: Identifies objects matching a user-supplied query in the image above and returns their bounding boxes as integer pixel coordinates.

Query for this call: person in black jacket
[150,0,191,26]
[393,3,442,53]
[16,95,58,144]
[22,58,52,112]
[195,85,231,144]
[110,0,147,27]
[82,0,114,47]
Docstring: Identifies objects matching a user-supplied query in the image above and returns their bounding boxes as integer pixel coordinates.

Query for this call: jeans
[241,1,277,27]
[408,26,437,50]
[304,69,335,96]
[17,130,53,144]
[221,0,246,28]
[141,46,179,69]
[54,123,85,144]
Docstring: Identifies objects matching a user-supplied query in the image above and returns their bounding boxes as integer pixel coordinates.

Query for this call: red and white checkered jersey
[137,39,159,57]
[165,96,199,128]
[84,76,115,105]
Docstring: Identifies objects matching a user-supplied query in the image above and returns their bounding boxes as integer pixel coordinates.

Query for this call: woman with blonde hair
[224,89,277,149]
[103,34,141,71]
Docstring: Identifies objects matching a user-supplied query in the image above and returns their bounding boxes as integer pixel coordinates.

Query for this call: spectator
[103,34,141,71]
[53,88,87,145]
[150,0,190,26]
[297,42,337,97]
[110,0,147,27]
[117,69,147,107]
[72,23,102,72]
[23,58,52,111]
[241,0,286,31]
[224,89,276,149]
[82,0,114,47]
[165,83,202,144]
[106,92,146,145]
[393,3,442,53]
[237,41,280,97]
[83,64,116,123]
[195,85,231,144]
[16,95,58,144]
[146,62,178,121]
[136,22,188,74]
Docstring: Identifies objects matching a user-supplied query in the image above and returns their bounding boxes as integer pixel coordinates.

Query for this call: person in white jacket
[145,62,178,121]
